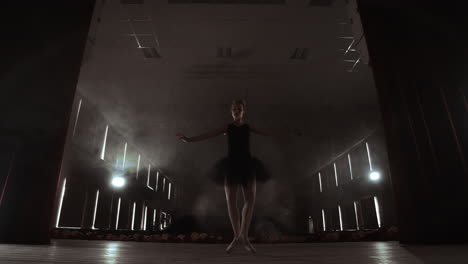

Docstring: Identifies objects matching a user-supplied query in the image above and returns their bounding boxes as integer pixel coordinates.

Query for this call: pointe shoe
[225,238,238,254]
[245,241,256,254]
[239,236,256,254]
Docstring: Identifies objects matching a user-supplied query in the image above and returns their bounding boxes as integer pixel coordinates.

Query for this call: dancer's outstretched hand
[176,132,190,142]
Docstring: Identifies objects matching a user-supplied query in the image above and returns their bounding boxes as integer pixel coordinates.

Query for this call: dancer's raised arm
[176,125,227,143]
[250,124,302,138]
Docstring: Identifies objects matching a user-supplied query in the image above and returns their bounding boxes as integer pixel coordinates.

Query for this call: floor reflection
[1,240,467,264]
[369,242,397,264]
[104,242,120,264]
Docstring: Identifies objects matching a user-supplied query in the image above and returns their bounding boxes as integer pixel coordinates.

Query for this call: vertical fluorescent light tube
[92,190,100,229]
[354,201,360,230]
[131,202,136,231]
[321,209,326,231]
[160,212,164,230]
[168,183,172,200]
[72,99,82,137]
[338,205,343,231]
[163,177,166,192]
[115,197,121,230]
[122,143,127,169]
[366,142,373,171]
[333,163,339,186]
[141,205,145,230]
[155,171,159,191]
[147,165,152,189]
[374,196,382,228]
[318,172,323,192]
[348,154,353,180]
[55,178,67,228]
[143,206,148,231]
[136,154,141,179]
[308,216,314,233]
[162,212,167,229]
[153,209,157,229]
[100,125,109,160]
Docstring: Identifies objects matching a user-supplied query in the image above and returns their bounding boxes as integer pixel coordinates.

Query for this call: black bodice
[227,123,251,159]
[210,122,270,186]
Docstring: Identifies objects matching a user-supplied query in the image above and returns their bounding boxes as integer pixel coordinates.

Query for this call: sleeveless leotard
[210,123,270,186]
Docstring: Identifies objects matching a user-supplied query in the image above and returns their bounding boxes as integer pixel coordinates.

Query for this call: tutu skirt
[210,156,271,186]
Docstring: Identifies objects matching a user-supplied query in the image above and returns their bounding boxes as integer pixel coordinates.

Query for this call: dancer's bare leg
[224,181,241,253]
[239,179,257,253]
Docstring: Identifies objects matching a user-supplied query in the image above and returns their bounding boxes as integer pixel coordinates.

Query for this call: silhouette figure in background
[176,99,301,254]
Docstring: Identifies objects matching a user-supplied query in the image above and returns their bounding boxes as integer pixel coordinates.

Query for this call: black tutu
[210,156,271,186]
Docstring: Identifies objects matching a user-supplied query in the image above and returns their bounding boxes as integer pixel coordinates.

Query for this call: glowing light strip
[115,198,121,230]
[161,211,167,229]
[333,163,338,186]
[338,205,343,231]
[318,172,323,192]
[308,216,314,233]
[153,209,157,229]
[128,18,143,48]
[55,178,67,228]
[72,99,82,137]
[321,209,326,231]
[374,196,381,228]
[348,154,353,180]
[147,165,153,190]
[366,142,373,171]
[155,171,159,191]
[92,190,100,229]
[100,125,109,160]
[141,205,145,230]
[168,183,172,200]
[163,177,166,192]
[122,143,127,169]
[136,155,141,179]
[131,202,136,231]
[354,201,360,230]
[143,206,148,231]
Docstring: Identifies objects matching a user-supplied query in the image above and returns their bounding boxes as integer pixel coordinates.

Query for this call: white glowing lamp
[112,176,126,188]
[369,171,381,181]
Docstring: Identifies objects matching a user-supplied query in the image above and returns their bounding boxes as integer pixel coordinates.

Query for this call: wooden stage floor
[0,239,467,263]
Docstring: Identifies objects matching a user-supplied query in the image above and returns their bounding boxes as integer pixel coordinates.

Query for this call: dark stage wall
[358,0,468,243]
[0,2,96,243]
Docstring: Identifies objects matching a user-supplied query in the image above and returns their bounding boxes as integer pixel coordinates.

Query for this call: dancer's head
[231,99,246,121]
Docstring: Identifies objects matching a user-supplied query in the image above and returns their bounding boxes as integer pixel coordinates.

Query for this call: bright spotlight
[369,171,381,181]
[112,176,126,188]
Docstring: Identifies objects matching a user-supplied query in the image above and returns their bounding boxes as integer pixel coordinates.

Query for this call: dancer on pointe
[176,99,301,254]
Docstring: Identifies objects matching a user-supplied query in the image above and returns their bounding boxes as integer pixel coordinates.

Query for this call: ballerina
[176,99,301,254]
